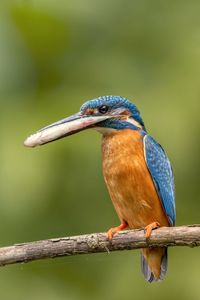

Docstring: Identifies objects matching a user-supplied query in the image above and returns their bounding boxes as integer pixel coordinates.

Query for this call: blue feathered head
[80,95,146,131]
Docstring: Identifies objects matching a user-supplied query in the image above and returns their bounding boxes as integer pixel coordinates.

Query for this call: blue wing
[143,134,176,225]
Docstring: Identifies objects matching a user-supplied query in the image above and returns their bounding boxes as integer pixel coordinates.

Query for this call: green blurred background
[1,0,200,299]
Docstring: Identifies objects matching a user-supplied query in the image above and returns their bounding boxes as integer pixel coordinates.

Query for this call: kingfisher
[24,95,176,282]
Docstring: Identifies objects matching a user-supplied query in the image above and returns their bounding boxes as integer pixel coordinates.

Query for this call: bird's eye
[98,105,109,114]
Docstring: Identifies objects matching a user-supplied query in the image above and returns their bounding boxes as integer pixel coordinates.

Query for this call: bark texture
[0,225,199,267]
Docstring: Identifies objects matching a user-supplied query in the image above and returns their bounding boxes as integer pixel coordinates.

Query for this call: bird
[24,95,176,282]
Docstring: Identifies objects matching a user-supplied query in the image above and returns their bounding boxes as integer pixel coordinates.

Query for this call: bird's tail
[141,247,168,282]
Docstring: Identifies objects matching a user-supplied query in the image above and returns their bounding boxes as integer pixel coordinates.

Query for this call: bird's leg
[107,222,128,240]
[144,221,160,239]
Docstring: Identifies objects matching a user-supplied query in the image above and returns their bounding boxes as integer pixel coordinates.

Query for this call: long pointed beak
[24,112,110,147]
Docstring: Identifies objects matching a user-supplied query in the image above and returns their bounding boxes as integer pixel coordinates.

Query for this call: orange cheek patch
[84,108,99,115]
[120,110,130,116]
[118,110,131,120]
[85,108,94,115]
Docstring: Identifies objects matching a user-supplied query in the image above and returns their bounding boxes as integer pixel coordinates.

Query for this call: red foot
[107,222,128,240]
[145,222,160,239]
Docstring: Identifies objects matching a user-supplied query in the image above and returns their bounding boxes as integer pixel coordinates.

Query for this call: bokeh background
[1,0,200,299]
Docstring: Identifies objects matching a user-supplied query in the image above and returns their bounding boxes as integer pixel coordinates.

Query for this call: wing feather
[143,134,176,225]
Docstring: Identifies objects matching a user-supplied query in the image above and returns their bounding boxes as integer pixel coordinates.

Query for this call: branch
[0,225,199,267]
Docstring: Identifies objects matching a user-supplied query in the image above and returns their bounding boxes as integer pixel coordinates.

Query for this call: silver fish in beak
[24,112,111,147]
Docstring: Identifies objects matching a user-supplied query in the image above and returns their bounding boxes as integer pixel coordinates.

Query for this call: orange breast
[102,129,169,228]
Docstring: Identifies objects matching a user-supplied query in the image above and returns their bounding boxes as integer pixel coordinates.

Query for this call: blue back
[144,135,176,225]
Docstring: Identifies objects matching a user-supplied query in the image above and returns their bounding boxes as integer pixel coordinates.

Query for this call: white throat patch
[94,127,116,135]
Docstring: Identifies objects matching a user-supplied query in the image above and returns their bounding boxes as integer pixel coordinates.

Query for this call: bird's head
[24,96,146,147]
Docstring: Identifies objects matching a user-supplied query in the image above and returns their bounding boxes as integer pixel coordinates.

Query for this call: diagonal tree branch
[0,225,200,267]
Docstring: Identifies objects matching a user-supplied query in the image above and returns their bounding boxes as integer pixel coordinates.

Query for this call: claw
[106,222,128,240]
[145,221,160,239]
